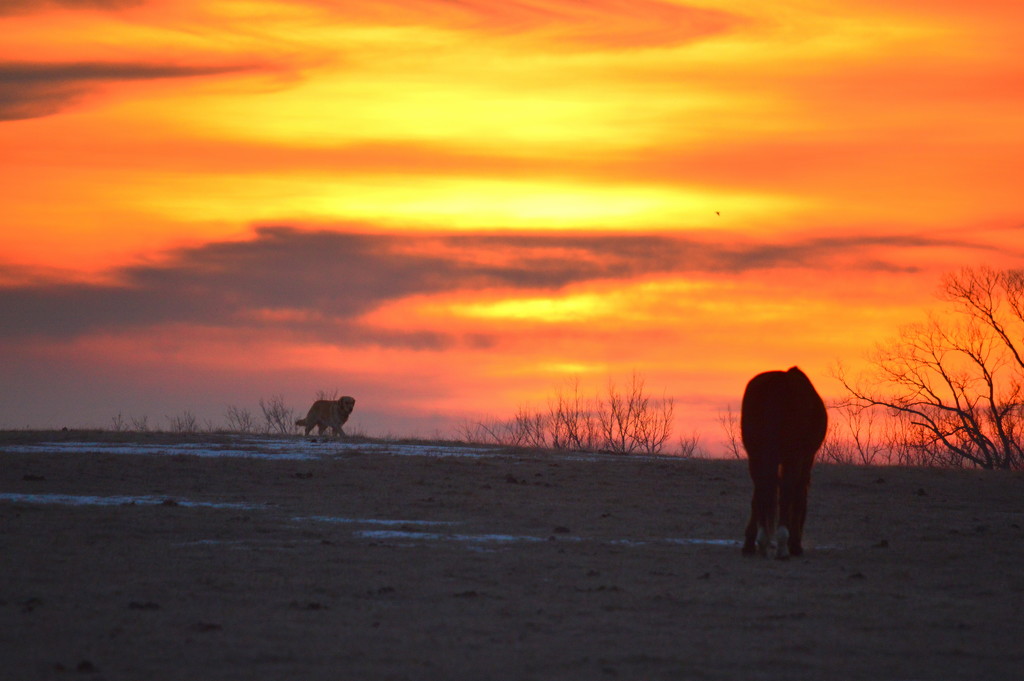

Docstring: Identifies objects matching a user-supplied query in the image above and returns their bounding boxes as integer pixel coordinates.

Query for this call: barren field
[2,431,1023,680]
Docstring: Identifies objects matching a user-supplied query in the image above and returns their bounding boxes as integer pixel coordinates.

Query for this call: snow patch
[355,529,551,544]
[0,439,505,461]
[294,516,457,527]
[0,492,259,510]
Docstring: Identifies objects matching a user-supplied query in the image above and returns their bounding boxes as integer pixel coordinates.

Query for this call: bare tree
[168,410,199,434]
[835,267,1024,470]
[677,431,704,458]
[597,372,673,455]
[514,405,550,449]
[818,418,854,465]
[465,406,553,449]
[633,390,675,455]
[718,405,743,459]
[460,417,522,448]
[456,419,490,445]
[225,405,258,434]
[259,395,295,436]
[549,378,599,451]
[463,372,677,455]
[598,375,638,454]
[820,401,889,466]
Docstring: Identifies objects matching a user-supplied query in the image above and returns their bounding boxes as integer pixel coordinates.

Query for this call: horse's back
[741,366,827,465]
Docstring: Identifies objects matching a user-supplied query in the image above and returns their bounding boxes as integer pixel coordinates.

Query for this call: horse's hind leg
[744,480,777,556]
[743,499,759,555]
[778,463,811,558]
[788,471,812,557]
[777,478,793,559]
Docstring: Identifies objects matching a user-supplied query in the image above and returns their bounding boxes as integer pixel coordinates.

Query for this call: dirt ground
[2,432,1023,680]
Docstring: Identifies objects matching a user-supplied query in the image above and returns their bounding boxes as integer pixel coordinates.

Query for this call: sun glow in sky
[2,0,1023,449]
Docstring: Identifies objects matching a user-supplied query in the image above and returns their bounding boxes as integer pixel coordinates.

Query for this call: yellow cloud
[450,294,606,323]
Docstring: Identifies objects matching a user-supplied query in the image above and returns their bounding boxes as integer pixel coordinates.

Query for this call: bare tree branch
[834,267,1024,470]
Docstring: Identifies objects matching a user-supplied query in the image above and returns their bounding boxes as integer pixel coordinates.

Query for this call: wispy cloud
[0,226,995,343]
[0,0,142,16]
[331,0,743,50]
[0,61,261,120]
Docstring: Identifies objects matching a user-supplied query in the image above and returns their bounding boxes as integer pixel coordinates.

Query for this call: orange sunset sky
[1,0,1022,448]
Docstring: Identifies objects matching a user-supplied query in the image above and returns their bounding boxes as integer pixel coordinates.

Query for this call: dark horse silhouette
[741,366,827,558]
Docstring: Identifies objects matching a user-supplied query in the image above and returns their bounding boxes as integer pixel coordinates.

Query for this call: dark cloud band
[0,226,994,344]
[0,0,142,16]
[0,60,258,121]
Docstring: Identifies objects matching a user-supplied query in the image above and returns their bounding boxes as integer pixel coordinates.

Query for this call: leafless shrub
[459,407,551,449]
[819,400,891,465]
[549,378,600,451]
[465,373,677,455]
[455,419,487,444]
[634,393,675,456]
[595,373,675,455]
[514,405,550,449]
[259,395,294,435]
[456,419,503,446]
[225,405,258,434]
[819,418,856,465]
[113,412,154,433]
[677,431,705,458]
[718,405,743,459]
[168,410,199,434]
[597,376,635,454]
